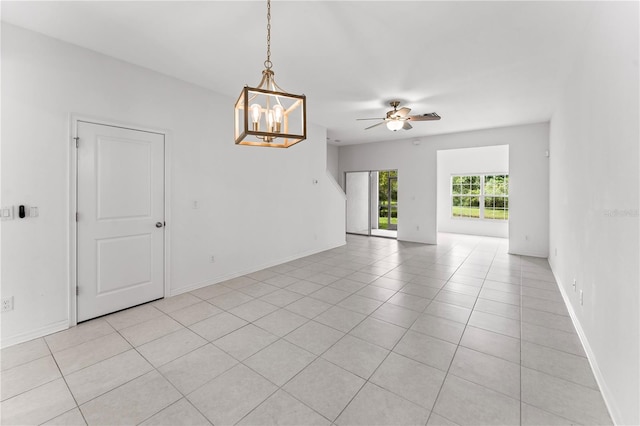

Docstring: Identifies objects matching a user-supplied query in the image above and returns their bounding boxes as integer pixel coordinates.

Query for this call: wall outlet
[580,290,584,305]
[1,296,14,312]
[209,255,215,263]
[572,278,577,291]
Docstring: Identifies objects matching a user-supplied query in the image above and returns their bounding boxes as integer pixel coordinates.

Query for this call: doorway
[436,145,509,239]
[345,169,398,239]
[75,121,166,322]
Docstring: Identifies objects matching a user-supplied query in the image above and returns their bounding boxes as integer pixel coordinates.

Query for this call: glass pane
[468,196,480,218]
[389,177,398,230]
[485,196,495,208]
[452,196,462,216]
[378,171,389,229]
[484,193,508,220]
[486,175,495,195]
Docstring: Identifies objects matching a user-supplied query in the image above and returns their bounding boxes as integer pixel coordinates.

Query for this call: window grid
[451,174,509,220]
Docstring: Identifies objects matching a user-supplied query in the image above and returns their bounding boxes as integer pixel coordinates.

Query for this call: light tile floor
[1,233,613,425]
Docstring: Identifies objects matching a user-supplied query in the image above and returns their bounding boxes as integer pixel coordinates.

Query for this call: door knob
[156,222,163,228]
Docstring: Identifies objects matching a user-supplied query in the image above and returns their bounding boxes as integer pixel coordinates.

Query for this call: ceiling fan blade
[402,121,413,130]
[364,121,387,130]
[395,107,411,117]
[356,118,385,121]
[407,113,441,122]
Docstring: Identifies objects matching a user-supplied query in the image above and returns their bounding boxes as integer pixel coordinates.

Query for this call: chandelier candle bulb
[273,104,284,132]
[250,104,262,131]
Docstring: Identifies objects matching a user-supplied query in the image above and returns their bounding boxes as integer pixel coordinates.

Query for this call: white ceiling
[2,1,596,145]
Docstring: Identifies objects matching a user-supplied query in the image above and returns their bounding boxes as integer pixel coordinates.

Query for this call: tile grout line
[2,235,602,425]
[323,241,434,424]
[228,248,395,425]
[41,337,90,425]
[243,240,454,423]
[423,237,502,426]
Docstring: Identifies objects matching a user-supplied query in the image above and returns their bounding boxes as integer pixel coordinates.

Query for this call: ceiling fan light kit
[358,100,441,132]
[386,120,404,131]
[234,0,306,148]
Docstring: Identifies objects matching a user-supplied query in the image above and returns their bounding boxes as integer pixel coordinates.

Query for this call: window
[483,175,509,220]
[451,175,481,218]
[451,174,509,220]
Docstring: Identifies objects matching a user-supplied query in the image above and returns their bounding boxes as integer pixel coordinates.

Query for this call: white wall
[339,123,549,256]
[326,143,339,182]
[1,24,345,347]
[345,172,369,234]
[437,145,509,238]
[548,2,639,424]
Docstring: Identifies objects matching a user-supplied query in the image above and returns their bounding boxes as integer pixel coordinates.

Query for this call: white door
[77,121,165,322]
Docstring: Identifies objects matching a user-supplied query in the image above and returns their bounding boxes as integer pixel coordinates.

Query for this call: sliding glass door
[346,170,398,238]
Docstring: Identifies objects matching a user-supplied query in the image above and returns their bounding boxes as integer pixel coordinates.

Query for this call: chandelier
[234,0,307,148]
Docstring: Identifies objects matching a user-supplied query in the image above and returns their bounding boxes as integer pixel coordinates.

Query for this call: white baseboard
[551,272,621,425]
[0,241,347,348]
[170,240,347,297]
[1,319,69,349]
[508,249,549,258]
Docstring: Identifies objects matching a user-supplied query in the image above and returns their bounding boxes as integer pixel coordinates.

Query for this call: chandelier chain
[264,0,272,70]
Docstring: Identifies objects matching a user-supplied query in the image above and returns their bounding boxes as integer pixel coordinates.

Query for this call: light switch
[1,206,14,220]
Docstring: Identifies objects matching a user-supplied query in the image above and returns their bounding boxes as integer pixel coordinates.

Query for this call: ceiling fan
[357,101,441,131]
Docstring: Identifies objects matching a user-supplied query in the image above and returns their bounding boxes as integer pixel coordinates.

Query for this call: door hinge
[73,137,79,148]
[75,212,79,222]
[76,286,79,296]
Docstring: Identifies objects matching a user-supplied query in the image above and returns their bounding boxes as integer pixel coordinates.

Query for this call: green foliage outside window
[378,170,398,229]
